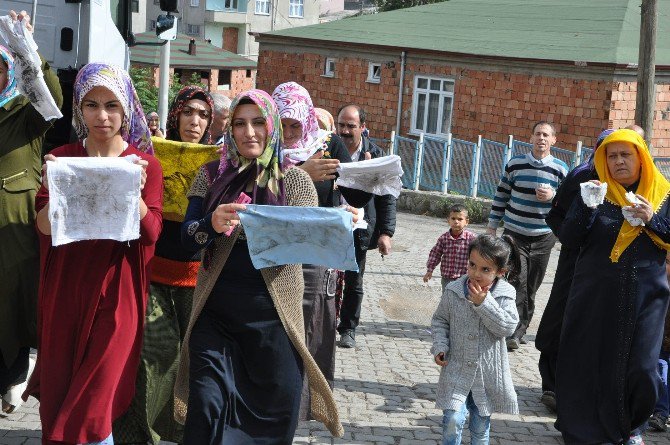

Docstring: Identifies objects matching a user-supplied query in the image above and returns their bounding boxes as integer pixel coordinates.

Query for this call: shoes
[338,330,356,348]
[519,336,528,345]
[540,390,557,413]
[625,434,644,445]
[506,337,520,351]
[2,355,36,414]
[648,412,668,432]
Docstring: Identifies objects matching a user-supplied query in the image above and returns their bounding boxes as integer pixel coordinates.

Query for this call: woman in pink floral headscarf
[271,81,371,418]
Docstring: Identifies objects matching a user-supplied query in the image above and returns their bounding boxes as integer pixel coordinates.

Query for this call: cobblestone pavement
[1,212,669,444]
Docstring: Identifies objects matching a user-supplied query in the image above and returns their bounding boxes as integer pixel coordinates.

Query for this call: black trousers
[536,246,580,392]
[504,230,556,340]
[0,347,30,395]
[337,244,368,334]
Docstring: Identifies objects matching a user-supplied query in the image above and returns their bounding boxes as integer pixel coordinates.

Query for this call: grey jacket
[430,275,519,416]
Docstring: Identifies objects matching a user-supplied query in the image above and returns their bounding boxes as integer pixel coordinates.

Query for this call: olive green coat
[0,58,63,366]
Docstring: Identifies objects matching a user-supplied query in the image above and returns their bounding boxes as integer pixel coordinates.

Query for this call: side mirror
[156,14,178,41]
[159,0,179,13]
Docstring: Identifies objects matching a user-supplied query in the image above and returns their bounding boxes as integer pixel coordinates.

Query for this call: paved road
[1,212,669,444]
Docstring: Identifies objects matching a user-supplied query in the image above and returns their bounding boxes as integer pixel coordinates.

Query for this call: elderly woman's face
[178,98,211,143]
[232,104,267,159]
[82,86,124,140]
[606,141,641,187]
[0,59,8,91]
[281,118,303,147]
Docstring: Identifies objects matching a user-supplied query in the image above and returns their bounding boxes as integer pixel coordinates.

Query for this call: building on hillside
[145,0,320,59]
[130,32,257,97]
[254,0,670,154]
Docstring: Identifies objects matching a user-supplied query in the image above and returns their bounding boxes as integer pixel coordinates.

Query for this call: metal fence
[392,133,601,199]
[655,158,670,179]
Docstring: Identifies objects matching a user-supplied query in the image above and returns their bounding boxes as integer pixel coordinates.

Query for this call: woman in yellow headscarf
[555,128,670,445]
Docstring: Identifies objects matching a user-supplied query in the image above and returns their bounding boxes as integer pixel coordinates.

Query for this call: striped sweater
[488,153,568,237]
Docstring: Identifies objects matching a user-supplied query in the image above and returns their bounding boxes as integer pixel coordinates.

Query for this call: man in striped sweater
[487,122,568,351]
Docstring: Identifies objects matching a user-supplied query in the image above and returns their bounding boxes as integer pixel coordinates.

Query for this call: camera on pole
[156,0,179,40]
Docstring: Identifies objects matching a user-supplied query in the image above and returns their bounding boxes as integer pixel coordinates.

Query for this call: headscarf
[570,128,616,177]
[593,129,670,262]
[314,107,335,132]
[166,85,214,144]
[146,111,159,120]
[73,63,153,153]
[203,89,285,216]
[271,82,331,165]
[0,45,19,108]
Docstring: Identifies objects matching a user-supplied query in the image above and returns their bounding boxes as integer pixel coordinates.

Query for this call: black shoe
[338,330,356,348]
[506,337,520,351]
[540,390,557,413]
[519,336,528,345]
[648,412,668,432]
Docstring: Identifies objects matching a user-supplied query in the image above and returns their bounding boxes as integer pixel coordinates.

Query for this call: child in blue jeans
[431,235,520,444]
[648,253,670,432]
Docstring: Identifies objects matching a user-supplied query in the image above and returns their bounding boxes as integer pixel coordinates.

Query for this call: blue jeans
[656,351,670,417]
[442,393,490,445]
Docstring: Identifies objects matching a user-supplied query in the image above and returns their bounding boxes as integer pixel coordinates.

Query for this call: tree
[373,0,448,13]
[129,66,193,116]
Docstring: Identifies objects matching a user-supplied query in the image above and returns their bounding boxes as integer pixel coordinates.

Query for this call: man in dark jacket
[335,104,397,348]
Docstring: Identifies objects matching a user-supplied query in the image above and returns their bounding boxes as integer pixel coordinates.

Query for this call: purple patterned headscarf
[571,128,616,176]
[272,81,326,165]
[0,45,19,108]
[73,63,153,153]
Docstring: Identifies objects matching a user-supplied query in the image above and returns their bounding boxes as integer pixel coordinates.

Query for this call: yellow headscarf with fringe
[594,129,670,262]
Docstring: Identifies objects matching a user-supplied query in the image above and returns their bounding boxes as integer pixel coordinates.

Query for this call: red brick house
[254,0,670,154]
[131,32,257,98]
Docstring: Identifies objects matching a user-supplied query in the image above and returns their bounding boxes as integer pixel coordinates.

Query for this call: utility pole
[158,40,171,131]
[635,0,657,148]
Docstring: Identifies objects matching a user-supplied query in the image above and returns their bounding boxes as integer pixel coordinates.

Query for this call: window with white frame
[149,20,157,30]
[323,58,335,77]
[255,0,270,14]
[367,62,381,83]
[186,24,200,35]
[411,76,455,136]
[190,0,200,6]
[289,0,304,17]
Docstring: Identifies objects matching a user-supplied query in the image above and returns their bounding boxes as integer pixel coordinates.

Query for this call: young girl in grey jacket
[431,234,520,445]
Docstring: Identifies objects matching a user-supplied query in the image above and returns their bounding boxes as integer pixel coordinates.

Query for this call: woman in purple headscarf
[28,63,163,445]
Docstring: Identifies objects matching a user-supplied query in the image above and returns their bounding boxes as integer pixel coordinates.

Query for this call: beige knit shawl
[173,167,344,437]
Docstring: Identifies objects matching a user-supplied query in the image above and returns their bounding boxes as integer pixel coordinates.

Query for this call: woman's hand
[153,128,165,139]
[630,194,654,224]
[423,271,432,283]
[434,352,448,367]
[9,10,33,33]
[134,159,149,190]
[298,151,340,182]
[589,180,602,186]
[467,279,490,306]
[342,205,359,224]
[212,203,246,234]
[41,154,57,190]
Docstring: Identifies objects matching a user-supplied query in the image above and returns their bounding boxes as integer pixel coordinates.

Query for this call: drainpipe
[395,50,406,135]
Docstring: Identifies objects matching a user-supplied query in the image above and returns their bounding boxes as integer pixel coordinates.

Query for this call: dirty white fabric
[238,204,358,271]
[580,181,607,208]
[336,154,403,198]
[47,156,142,246]
[622,191,645,227]
[0,15,63,121]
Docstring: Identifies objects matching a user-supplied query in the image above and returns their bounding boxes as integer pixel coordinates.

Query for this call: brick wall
[609,81,670,156]
[257,47,670,152]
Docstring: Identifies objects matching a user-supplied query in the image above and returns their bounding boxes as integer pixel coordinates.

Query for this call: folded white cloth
[47,156,142,246]
[0,15,63,121]
[622,191,645,226]
[580,181,607,208]
[336,154,403,198]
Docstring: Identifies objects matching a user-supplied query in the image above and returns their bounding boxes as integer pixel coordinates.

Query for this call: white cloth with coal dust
[580,181,607,208]
[622,191,645,227]
[336,154,403,198]
[0,15,63,121]
[47,156,142,246]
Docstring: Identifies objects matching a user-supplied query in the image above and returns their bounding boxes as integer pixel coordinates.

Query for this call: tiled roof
[130,32,257,69]
[258,0,670,66]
